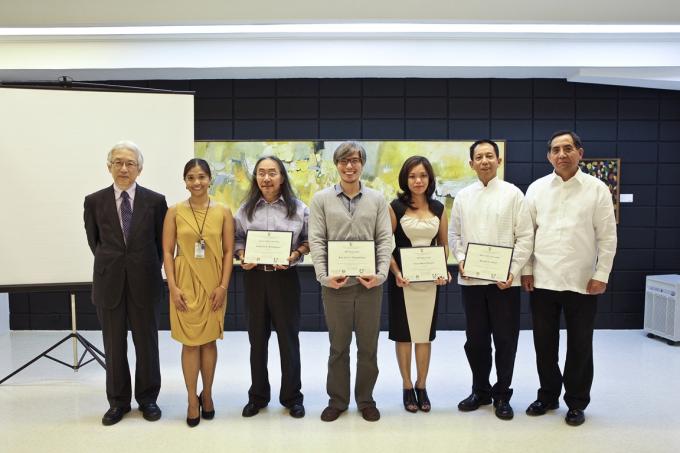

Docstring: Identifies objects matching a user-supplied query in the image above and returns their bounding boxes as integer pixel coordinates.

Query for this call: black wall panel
[8,78,680,331]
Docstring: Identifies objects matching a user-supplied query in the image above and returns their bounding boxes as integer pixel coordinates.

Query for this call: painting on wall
[195,140,506,217]
[579,158,621,223]
[195,140,506,264]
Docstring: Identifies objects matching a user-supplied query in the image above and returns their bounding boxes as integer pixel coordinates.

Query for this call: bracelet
[219,284,227,289]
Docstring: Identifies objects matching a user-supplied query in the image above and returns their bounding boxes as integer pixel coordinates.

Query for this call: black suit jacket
[84,184,168,309]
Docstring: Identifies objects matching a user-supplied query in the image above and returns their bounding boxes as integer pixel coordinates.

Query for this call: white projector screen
[0,87,194,287]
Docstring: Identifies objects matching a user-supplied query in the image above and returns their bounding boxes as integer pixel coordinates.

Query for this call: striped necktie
[120,190,132,241]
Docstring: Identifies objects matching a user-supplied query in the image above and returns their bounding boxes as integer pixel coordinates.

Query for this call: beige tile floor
[0,330,678,453]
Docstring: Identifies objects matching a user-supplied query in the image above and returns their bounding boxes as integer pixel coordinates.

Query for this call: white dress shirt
[522,170,617,294]
[448,177,534,286]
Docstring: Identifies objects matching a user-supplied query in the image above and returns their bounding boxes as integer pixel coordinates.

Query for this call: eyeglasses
[338,158,362,167]
[111,160,138,169]
[256,171,280,178]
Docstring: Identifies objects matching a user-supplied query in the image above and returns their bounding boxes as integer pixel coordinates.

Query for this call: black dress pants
[96,284,161,408]
[461,285,520,402]
[244,266,303,407]
[530,288,597,411]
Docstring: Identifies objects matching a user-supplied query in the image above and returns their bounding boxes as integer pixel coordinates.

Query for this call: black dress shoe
[242,402,267,417]
[102,405,131,426]
[457,393,492,412]
[494,400,514,420]
[139,402,162,421]
[565,409,585,426]
[199,391,215,420]
[320,406,345,422]
[525,399,559,416]
[360,405,381,422]
[289,403,305,418]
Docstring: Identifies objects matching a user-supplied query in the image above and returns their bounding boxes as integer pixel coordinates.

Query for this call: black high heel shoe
[415,388,431,412]
[186,395,200,427]
[199,391,215,420]
[403,388,418,413]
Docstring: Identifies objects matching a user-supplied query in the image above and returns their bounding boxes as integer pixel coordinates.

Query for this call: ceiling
[2,0,680,26]
[1,1,679,89]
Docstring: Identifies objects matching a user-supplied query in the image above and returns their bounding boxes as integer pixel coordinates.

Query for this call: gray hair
[333,141,366,165]
[107,140,144,170]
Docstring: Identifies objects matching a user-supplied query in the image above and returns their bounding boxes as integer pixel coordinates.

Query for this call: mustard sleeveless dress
[170,202,225,346]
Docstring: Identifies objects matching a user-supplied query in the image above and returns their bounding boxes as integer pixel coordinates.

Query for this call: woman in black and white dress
[388,156,451,413]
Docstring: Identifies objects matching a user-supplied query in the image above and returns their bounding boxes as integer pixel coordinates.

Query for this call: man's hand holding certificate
[243,230,293,265]
[461,243,514,283]
[327,240,376,277]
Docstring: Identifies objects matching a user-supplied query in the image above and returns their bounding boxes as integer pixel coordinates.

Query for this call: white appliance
[644,274,680,345]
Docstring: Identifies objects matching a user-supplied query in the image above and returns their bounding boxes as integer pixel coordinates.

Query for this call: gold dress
[170,202,225,346]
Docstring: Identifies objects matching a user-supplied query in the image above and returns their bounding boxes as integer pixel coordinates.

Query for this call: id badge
[194,239,206,259]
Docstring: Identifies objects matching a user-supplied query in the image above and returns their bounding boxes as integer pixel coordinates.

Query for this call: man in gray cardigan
[309,141,392,422]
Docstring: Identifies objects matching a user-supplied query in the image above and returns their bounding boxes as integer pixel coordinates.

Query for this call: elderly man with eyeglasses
[84,141,168,426]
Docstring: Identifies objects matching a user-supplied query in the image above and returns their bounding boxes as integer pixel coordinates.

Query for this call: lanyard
[188,199,210,240]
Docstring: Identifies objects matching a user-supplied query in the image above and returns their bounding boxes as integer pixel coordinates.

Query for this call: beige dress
[170,202,225,346]
[400,215,440,343]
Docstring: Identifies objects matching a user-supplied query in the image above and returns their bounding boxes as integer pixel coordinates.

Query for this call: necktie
[120,191,132,241]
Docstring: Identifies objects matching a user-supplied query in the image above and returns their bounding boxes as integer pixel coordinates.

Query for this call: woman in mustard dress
[162,158,234,427]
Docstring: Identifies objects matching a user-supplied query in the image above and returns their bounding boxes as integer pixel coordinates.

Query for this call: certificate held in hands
[462,243,514,282]
[328,240,375,276]
[244,230,293,265]
[400,246,447,282]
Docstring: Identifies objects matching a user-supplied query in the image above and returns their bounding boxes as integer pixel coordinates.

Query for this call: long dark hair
[242,155,298,221]
[397,156,437,210]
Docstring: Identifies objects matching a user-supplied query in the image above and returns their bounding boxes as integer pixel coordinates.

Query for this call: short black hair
[469,139,499,160]
[183,158,211,179]
[547,130,583,151]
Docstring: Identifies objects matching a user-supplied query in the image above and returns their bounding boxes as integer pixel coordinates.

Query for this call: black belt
[256,264,277,272]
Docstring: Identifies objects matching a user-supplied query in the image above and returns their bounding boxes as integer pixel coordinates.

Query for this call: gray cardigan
[309,185,392,287]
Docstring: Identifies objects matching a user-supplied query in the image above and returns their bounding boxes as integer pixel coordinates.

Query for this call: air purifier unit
[644,274,680,345]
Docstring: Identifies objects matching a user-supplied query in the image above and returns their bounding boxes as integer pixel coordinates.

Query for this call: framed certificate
[462,243,514,282]
[400,246,447,282]
[244,230,294,265]
[328,240,376,276]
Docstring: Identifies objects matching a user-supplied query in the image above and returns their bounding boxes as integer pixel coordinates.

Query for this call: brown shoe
[360,406,381,422]
[320,406,344,422]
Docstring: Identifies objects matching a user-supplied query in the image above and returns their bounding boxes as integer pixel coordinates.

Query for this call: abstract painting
[579,158,621,223]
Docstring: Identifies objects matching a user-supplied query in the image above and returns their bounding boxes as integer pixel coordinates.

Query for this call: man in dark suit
[84,141,168,426]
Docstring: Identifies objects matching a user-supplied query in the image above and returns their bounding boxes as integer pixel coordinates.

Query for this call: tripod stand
[0,293,105,384]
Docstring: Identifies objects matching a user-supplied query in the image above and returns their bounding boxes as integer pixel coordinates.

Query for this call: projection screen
[0,87,194,287]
